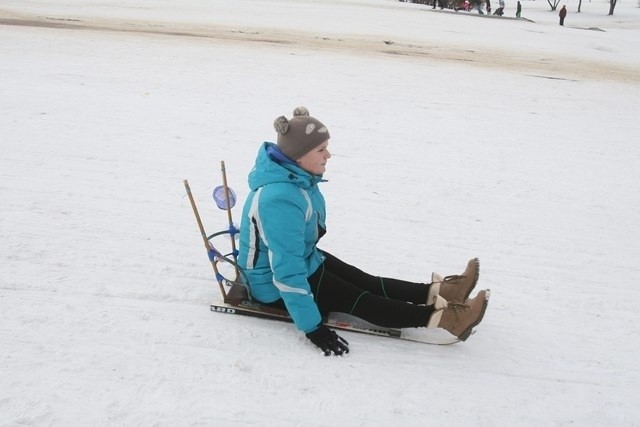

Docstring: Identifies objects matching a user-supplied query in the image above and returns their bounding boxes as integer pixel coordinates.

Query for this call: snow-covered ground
[1,0,639,425]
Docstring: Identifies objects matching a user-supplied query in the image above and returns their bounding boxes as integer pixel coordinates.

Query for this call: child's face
[297,140,331,176]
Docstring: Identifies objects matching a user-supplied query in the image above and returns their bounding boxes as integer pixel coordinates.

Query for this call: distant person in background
[455,0,471,11]
[486,0,492,14]
[559,5,567,25]
[238,106,491,356]
[516,0,522,17]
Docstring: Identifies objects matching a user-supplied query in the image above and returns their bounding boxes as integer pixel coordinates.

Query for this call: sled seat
[226,281,250,306]
[225,281,291,317]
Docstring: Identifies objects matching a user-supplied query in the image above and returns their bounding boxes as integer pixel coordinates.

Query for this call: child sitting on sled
[237,107,490,356]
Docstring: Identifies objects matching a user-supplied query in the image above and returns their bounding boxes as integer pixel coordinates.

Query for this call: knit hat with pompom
[273,106,330,160]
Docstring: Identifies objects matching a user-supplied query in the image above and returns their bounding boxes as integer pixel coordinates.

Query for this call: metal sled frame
[183,161,290,317]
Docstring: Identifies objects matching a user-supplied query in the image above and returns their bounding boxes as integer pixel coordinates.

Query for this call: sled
[183,162,466,345]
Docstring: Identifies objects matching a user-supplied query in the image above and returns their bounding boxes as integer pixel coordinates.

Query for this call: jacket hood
[247,142,324,191]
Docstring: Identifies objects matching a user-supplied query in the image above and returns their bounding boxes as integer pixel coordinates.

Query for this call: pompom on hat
[273,106,330,160]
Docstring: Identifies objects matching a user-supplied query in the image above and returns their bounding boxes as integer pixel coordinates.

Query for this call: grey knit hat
[274,106,330,160]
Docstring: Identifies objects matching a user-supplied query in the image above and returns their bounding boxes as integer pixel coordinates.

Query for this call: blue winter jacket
[237,142,326,333]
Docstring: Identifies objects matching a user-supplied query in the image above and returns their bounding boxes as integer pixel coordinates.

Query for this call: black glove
[305,325,349,356]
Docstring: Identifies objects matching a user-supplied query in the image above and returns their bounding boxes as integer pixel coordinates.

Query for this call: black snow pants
[306,251,435,328]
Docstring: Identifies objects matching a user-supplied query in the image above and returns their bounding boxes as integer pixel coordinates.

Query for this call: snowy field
[1,0,640,425]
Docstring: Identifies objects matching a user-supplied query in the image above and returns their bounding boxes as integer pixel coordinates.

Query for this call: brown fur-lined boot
[431,258,480,303]
[427,290,490,341]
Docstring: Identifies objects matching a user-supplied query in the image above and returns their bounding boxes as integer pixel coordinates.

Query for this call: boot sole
[458,289,490,341]
[462,258,480,302]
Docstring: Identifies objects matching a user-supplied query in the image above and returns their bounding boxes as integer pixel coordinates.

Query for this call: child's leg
[320,250,431,305]
[308,262,433,328]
